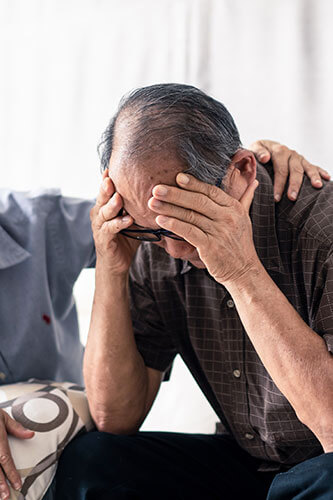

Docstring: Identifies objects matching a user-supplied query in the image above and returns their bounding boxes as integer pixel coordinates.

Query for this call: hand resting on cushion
[0,380,94,500]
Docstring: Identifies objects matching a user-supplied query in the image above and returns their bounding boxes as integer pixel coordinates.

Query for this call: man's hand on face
[0,409,34,499]
[90,169,140,275]
[250,140,330,202]
[149,173,260,285]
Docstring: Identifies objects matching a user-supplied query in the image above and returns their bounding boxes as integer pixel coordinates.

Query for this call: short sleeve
[129,247,177,374]
[50,196,96,282]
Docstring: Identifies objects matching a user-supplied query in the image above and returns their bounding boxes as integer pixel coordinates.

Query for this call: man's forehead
[108,151,184,227]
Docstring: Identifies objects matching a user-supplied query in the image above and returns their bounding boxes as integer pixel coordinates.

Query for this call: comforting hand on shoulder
[250,139,330,202]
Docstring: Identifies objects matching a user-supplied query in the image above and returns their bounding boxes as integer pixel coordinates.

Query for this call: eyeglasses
[119,225,184,242]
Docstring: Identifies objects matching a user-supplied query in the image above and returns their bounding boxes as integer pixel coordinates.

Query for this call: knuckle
[272,143,284,153]
[112,220,123,232]
[186,224,196,239]
[166,218,175,231]
[100,223,113,237]
[197,195,209,211]
[290,165,304,175]
[0,454,11,466]
[208,185,221,202]
[186,210,197,225]
[276,166,288,176]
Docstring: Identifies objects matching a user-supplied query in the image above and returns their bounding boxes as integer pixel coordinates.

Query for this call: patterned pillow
[0,379,94,500]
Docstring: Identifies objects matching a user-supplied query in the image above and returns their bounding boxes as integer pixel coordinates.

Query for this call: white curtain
[1,0,332,432]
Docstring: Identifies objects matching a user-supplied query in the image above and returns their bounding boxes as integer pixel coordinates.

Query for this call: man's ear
[226,149,257,200]
[232,149,257,183]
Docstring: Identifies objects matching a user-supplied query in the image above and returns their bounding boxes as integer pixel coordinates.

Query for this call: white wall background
[1,0,332,433]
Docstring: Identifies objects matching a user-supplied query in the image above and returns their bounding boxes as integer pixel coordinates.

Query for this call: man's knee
[267,452,333,500]
[55,431,136,499]
[58,431,133,473]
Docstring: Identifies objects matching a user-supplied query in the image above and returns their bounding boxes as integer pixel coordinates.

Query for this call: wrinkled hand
[149,173,260,285]
[90,169,140,275]
[0,408,34,499]
[250,140,330,202]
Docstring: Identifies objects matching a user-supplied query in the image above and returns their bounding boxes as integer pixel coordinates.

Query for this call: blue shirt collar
[0,225,31,269]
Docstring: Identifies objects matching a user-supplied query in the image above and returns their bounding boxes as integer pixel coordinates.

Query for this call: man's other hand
[90,169,140,275]
[250,140,330,202]
[0,409,34,499]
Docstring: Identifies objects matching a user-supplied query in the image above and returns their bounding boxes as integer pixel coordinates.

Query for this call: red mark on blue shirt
[42,314,51,325]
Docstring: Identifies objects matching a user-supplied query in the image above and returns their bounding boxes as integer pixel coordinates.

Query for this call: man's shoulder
[0,188,93,222]
[0,188,60,218]
[277,177,333,249]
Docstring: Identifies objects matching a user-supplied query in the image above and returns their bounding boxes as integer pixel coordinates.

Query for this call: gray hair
[98,83,242,187]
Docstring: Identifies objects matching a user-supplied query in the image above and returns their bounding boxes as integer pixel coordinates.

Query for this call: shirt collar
[0,226,31,269]
[181,163,283,276]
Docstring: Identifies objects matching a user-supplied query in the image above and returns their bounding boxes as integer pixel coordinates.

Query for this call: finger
[0,424,22,493]
[99,192,123,224]
[149,197,212,232]
[174,173,236,207]
[239,180,259,213]
[0,467,10,499]
[151,185,219,220]
[286,155,304,201]
[318,167,331,180]
[271,151,291,202]
[99,215,133,236]
[95,175,115,210]
[5,414,34,440]
[249,140,274,163]
[155,215,205,248]
[301,158,330,188]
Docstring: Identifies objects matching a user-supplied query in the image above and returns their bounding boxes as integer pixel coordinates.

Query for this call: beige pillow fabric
[0,379,94,500]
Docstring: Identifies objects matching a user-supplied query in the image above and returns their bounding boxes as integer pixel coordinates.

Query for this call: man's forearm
[224,264,333,452]
[84,262,150,434]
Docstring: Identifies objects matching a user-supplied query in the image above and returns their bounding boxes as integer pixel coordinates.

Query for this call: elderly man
[0,150,320,500]
[56,84,332,500]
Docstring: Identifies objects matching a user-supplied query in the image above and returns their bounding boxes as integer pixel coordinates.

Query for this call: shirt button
[233,369,241,378]
[227,299,235,308]
[0,372,6,381]
[245,433,255,440]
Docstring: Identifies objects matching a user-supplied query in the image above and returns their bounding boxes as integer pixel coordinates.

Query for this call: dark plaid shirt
[129,163,333,468]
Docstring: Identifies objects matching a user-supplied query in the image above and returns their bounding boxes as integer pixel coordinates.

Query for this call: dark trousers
[53,431,333,500]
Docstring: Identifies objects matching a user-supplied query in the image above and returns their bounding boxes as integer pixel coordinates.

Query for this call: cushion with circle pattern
[0,379,94,500]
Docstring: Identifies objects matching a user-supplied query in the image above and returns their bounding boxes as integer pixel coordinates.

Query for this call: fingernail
[1,492,8,499]
[259,153,268,160]
[274,194,281,202]
[122,215,131,222]
[290,191,297,200]
[315,179,322,186]
[14,482,21,491]
[154,186,168,196]
[177,173,189,184]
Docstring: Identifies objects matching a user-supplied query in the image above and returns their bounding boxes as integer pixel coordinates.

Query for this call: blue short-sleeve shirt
[0,189,95,385]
